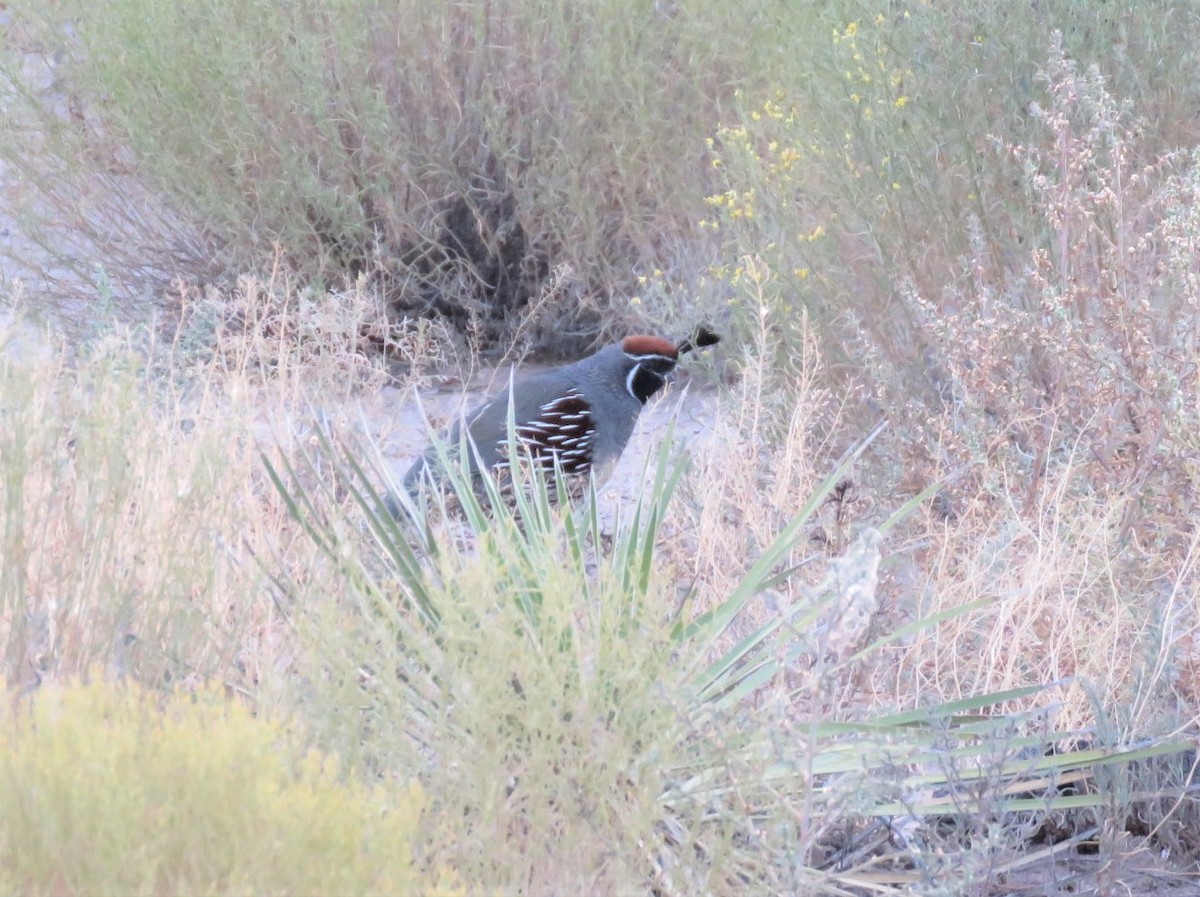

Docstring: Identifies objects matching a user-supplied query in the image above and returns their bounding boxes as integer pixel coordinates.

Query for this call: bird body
[402,334,691,496]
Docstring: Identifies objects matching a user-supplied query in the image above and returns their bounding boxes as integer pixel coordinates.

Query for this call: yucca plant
[263,419,1191,893]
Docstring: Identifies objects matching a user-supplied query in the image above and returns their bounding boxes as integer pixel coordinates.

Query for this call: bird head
[621,335,680,403]
[621,326,721,403]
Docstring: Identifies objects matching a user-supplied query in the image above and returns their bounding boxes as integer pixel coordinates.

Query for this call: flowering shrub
[0,680,431,895]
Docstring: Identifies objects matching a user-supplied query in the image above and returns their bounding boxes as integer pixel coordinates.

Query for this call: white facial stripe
[623,352,676,363]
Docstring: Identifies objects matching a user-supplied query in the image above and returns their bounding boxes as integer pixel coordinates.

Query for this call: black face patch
[628,356,677,404]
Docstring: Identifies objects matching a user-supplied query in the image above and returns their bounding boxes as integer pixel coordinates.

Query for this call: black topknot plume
[676,324,721,356]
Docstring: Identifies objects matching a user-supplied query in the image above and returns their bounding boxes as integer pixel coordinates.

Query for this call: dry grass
[887,469,1199,736]
[0,312,348,705]
[667,317,849,630]
[173,269,421,396]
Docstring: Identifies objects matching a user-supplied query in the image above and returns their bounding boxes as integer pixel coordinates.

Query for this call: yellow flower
[895,96,909,108]
[793,267,811,279]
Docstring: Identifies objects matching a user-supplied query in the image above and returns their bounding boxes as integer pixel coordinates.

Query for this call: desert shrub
[1,0,832,351]
[688,4,1195,325]
[0,679,428,895]
[883,42,1199,542]
[698,16,1199,521]
[5,0,1200,355]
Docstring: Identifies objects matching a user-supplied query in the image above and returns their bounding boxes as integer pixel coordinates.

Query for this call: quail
[398,327,720,501]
